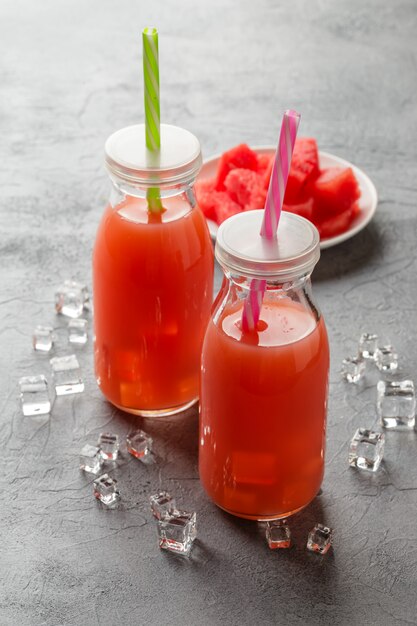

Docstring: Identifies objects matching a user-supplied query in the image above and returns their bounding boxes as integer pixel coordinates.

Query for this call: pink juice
[200,298,329,520]
[93,194,214,414]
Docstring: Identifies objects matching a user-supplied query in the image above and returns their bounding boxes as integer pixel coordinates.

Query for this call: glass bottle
[199,210,329,520]
[93,124,214,416]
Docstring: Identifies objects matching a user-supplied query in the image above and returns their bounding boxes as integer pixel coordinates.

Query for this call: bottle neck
[110,176,196,198]
[226,270,312,293]
[213,270,319,327]
[109,178,197,209]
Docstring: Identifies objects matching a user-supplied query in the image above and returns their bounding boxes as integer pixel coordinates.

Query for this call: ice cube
[33,325,54,352]
[75,282,90,309]
[63,280,89,306]
[375,345,398,373]
[341,357,365,383]
[150,491,177,520]
[19,375,51,416]
[93,473,120,506]
[98,432,119,461]
[266,520,291,549]
[307,523,333,554]
[348,427,385,472]
[68,318,88,345]
[55,281,84,318]
[377,379,415,430]
[359,333,378,360]
[126,430,153,460]
[50,354,84,395]
[80,444,103,474]
[157,511,197,556]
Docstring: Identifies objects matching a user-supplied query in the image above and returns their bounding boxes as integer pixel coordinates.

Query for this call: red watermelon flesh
[312,167,360,217]
[318,202,360,239]
[215,144,259,191]
[197,141,361,239]
[257,153,274,188]
[224,168,267,211]
[284,169,305,204]
[284,137,320,204]
[212,192,242,224]
[261,156,274,190]
[195,178,217,221]
[195,178,242,224]
[257,153,272,173]
[283,198,314,221]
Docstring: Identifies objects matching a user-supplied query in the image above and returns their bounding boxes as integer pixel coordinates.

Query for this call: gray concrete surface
[1,0,417,624]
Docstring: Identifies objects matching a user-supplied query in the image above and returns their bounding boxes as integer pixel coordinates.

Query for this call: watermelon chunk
[257,153,274,185]
[283,198,314,221]
[224,168,266,211]
[195,178,242,223]
[257,153,272,173]
[215,144,259,190]
[284,137,320,204]
[195,178,217,221]
[260,155,274,190]
[318,202,360,239]
[212,192,242,224]
[312,167,360,217]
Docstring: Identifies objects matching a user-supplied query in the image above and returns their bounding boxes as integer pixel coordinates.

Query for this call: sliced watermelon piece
[257,153,274,184]
[215,144,259,190]
[261,156,274,190]
[224,168,266,211]
[195,178,217,221]
[212,192,242,224]
[195,178,242,223]
[318,203,359,239]
[257,153,272,172]
[284,137,320,204]
[312,167,360,217]
[283,198,314,221]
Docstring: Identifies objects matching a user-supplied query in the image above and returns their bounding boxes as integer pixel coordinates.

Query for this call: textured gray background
[1,0,417,624]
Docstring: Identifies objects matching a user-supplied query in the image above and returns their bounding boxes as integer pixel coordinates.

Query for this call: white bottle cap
[105,124,202,187]
[215,210,320,280]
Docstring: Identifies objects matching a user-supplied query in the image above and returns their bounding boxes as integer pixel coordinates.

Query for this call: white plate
[198,146,378,250]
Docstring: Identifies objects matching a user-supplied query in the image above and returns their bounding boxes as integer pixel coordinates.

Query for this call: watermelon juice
[199,210,328,520]
[93,194,213,415]
[200,298,329,520]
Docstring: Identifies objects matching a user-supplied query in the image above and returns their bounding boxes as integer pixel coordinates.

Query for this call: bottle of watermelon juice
[93,124,214,416]
[199,210,329,520]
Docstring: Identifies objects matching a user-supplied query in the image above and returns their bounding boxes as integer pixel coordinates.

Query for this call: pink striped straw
[260,109,301,239]
[241,109,301,333]
[241,278,267,334]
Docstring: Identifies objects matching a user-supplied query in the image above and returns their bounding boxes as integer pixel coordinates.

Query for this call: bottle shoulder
[210,289,326,350]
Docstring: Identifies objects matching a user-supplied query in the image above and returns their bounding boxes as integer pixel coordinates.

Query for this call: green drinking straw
[142,26,163,212]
